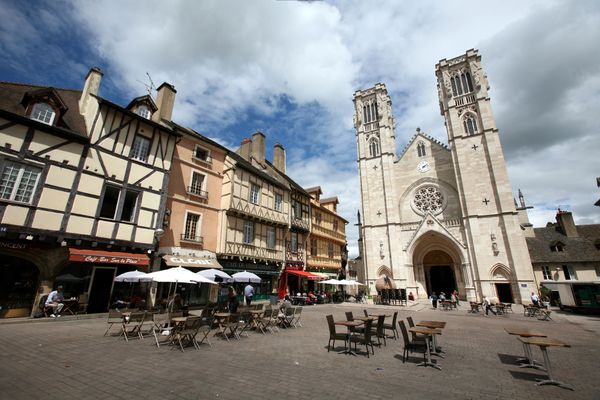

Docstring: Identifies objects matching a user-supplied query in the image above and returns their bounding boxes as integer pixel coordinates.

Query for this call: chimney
[152,82,177,122]
[251,132,266,165]
[239,138,251,160]
[273,143,286,173]
[556,210,578,237]
[79,67,103,115]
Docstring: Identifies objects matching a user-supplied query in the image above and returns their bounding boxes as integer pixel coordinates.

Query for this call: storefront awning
[310,272,331,279]
[69,248,149,266]
[162,255,222,269]
[287,269,326,281]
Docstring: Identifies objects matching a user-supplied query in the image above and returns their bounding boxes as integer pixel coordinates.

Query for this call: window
[363,100,378,123]
[30,102,56,125]
[333,219,339,232]
[0,161,42,203]
[292,200,302,220]
[368,138,380,157]
[243,221,254,244]
[417,142,426,157]
[249,183,260,204]
[189,172,206,197]
[562,265,576,280]
[463,115,478,135]
[290,232,298,253]
[99,185,138,221]
[328,243,334,258]
[451,72,474,97]
[267,226,276,249]
[550,242,565,252]
[135,105,151,119]
[274,193,283,212]
[542,266,552,280]
[184,213,201,241]
[193,146,211,163]
[315,212,322,224]
[310,239,317,256]
[130,135,151,162]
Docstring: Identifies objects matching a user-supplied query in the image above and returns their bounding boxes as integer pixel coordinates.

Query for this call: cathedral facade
[354,49,535,303]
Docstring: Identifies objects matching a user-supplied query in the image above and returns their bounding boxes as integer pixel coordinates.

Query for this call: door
[495,283,513,303]
[428,265,456,296]
[88,267,116,313]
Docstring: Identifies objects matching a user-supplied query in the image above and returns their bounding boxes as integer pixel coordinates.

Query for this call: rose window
[413,186,444,214]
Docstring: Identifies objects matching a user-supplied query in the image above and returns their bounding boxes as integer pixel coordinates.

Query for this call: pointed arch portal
[411,232,465,298]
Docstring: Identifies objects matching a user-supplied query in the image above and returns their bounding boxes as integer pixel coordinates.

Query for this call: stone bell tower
[353,83,399,285]
[435,49,535,302]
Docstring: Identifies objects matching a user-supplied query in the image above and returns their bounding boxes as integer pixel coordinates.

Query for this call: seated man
[45,285,65,318]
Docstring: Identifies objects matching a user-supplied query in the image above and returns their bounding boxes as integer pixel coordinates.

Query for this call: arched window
[363,100,378,123]
[463,115,478,135]
[30,102,56,125]
[451,71,474,97]
[417,142,426,157]
[368,138,380,157]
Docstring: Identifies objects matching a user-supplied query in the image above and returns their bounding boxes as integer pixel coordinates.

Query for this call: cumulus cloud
[2,0,598,258]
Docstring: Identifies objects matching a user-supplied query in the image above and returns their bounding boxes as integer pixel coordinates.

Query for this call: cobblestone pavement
[1,302,598,400]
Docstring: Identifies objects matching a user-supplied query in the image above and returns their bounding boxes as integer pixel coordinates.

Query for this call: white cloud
[12,0,594,259]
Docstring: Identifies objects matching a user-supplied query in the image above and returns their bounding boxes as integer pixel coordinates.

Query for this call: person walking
[430,292,438,309]
[483,296,496,316]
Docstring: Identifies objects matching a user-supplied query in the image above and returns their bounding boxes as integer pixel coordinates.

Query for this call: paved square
[0,303,598,400]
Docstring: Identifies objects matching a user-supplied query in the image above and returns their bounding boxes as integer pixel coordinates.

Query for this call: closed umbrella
[197,268,233,283]
[232,271,261,283]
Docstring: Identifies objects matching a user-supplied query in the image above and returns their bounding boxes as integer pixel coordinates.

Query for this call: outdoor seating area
[103,302,305,352]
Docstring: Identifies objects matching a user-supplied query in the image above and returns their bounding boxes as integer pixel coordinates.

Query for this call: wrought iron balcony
[187,186,208,199]
[180,234,203,244]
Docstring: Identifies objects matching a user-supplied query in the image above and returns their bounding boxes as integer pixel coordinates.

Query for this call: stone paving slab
[0,303,598,400]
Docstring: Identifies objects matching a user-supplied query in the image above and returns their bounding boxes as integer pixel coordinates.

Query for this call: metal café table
[408,327,442,370]
[334,320,364,356]
[518,337,573,390]
[504,327,547,369]
[417,320,446,357]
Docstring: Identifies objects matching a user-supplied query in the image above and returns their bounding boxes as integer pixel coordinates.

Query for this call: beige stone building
[354,49,535,303]
[0,69,179,316]
[305,186,348,279]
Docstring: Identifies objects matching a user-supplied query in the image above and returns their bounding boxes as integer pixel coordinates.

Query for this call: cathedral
[354,49,535,303]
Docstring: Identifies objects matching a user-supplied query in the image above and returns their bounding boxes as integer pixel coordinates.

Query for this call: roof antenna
[136,72,157,98]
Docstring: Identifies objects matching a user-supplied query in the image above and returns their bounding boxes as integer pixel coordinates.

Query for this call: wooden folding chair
[104,309,124,336]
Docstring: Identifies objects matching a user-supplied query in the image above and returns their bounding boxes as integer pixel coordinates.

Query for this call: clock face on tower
[417,160,430,173]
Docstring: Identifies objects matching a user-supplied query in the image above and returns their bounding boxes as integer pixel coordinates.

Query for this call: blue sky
[2,0,600,257]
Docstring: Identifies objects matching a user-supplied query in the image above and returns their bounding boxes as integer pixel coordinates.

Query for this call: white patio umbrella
[318,279,341,285]
[232,271,261,283]
[197,268,233,283]
[114,270,148,283]
[338,279,362,286]
[143,267,215,284]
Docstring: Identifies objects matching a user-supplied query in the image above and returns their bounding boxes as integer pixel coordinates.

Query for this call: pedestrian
[244,283,254,306]
[227,286,239,313]
[452,289,460,306]
[45,285,65,318]
[430,292,438,309]
[483,296,496,315]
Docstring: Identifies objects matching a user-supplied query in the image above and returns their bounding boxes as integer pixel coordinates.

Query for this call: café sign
[163,255,222,269]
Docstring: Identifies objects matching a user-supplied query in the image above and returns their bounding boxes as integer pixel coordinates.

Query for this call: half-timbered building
[0,68,179,317]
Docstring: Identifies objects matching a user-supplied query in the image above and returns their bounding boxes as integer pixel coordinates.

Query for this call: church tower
[353,83,399,284]
[435,49,535,302]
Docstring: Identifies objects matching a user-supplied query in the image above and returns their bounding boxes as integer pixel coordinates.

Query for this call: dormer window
[550,241,565,252]
[30,102,56,125]
[135,105,151,119]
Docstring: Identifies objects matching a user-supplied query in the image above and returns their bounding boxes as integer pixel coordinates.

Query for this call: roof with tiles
[526,224,600,263]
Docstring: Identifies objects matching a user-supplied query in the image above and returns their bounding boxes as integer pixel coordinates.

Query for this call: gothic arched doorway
[424,250,457,297]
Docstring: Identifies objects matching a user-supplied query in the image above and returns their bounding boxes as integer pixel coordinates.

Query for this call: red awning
[286,269,325,281]
[69,248,149,266]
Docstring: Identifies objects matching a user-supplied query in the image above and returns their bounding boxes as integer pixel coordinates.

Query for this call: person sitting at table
[227,286,239,313]
[45,285,65,318]
[483,296,497,316]
[530,291,540,307]
[280,295,292,312]
[130,292,146,310]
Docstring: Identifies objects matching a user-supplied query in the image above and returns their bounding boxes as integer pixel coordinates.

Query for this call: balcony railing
[187,186,208,199]
[180,234,203,244]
